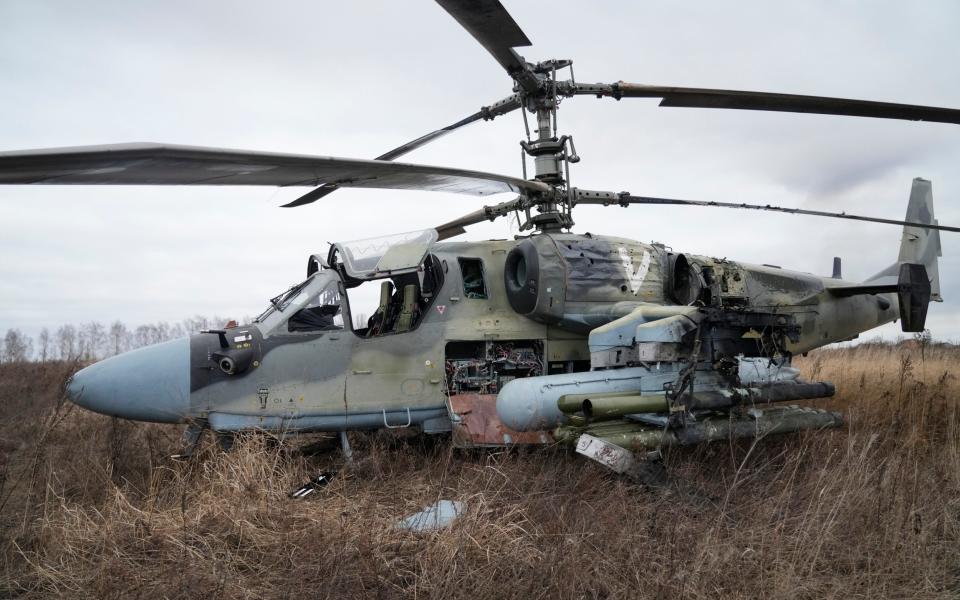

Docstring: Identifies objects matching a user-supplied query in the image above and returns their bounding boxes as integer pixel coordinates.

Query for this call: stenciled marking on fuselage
[257,386,269,409]
[617,247,651,295]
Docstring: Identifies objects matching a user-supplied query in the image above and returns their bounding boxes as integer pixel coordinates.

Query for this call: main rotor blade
[574,189,960,233]
[282,93,523,207]
[435,0,540,93]
[574,83,960,125]
[0,142,550,196]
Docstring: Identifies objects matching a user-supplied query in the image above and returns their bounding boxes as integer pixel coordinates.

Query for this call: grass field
[1,344,958,598]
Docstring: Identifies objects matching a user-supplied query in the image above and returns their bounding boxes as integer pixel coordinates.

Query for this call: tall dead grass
[1,345,958,598]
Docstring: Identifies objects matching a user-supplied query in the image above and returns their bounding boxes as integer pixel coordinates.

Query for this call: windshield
[254,271,344,333]
[271,280,311,311]
[256,280,307,323]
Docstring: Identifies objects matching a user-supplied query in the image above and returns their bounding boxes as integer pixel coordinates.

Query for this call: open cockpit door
[330,229,438,281]
[324,229,445,338]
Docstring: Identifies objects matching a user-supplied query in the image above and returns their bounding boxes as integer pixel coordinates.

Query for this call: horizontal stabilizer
[828,283,898,298]
[829,263,931,332]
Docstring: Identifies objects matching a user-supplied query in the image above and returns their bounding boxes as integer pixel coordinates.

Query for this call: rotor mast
[516,60,578,233]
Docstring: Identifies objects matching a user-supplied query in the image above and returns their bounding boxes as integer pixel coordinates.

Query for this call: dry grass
[1,345,958,598]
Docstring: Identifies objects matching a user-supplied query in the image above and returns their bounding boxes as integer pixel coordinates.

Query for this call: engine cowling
[503,238,566,324]
[503,234,671,332]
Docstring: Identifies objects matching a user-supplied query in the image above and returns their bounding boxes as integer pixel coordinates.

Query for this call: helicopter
[0,0,957,471]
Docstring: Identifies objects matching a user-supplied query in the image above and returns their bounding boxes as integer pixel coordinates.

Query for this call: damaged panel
[549,234,665,303]
[741,262,825,304]
[448,393,552,447]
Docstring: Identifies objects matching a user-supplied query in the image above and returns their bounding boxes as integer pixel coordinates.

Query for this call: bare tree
[183,315,210,334]
[108,321,129,356]
[2,329,33,363]
[56,324,78,361]
[79,321,107,361]
[133,325,153,349]
[169,323,186,340]
[37,327,51,362]
[3,315,247,363]
[137,324,165,346]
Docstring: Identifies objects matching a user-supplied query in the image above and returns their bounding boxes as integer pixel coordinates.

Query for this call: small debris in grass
[396,499,464,532]
[290,471,336,499]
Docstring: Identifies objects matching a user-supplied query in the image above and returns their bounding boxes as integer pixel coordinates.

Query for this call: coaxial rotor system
[296,0,960,235]
[0,0,958,237]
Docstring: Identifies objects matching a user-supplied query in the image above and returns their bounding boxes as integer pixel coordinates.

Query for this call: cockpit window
[458,257,487,299]
[255,272,344,334]
[288,286,343,332]
[270,280,311,312]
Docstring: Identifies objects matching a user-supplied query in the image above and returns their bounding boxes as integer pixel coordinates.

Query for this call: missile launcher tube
[496,367,651,431]
[497,367,834,432]
[555,407,844,450]
[555,383,835,422]
[558,392,668,420]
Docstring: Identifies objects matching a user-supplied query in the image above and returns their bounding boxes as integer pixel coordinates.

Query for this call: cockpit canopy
[260,229,443,338]
[327,229,438,281]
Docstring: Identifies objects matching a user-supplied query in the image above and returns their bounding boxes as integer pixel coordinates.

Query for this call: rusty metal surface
[449,393,552,447]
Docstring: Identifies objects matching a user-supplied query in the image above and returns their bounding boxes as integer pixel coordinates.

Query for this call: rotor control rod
[434,196,527,240]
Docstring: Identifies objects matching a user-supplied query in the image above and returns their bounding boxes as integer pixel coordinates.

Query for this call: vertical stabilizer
[868,178,942,301]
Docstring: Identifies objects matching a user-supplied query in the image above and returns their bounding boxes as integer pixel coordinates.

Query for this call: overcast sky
[1,0,958,343]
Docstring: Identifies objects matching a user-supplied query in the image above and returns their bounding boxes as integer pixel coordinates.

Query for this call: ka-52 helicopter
[0,0,957,473]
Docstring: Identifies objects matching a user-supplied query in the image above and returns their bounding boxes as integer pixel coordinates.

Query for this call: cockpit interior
[255,229,445,338]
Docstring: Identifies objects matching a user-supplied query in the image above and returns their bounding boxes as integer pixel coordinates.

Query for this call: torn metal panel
[575,434,665,484]
[576,434,637,474]
[448,393,552,447]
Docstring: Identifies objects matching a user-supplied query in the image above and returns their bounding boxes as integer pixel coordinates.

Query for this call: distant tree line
[0,316,240,364]
[1,310,371,364]
[0,319,949,365]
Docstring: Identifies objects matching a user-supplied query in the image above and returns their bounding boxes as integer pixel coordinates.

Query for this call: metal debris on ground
[290,471,336,499]
[396,500,465,532]
[576,434,666,484]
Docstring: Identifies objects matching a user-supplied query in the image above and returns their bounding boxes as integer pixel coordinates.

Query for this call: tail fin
[868,177,942,302]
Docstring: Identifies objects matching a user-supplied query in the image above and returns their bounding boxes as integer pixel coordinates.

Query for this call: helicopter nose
[66,338,190,423]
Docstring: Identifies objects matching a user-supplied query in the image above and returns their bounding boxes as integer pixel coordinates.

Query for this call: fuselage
[65,232,900,431]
